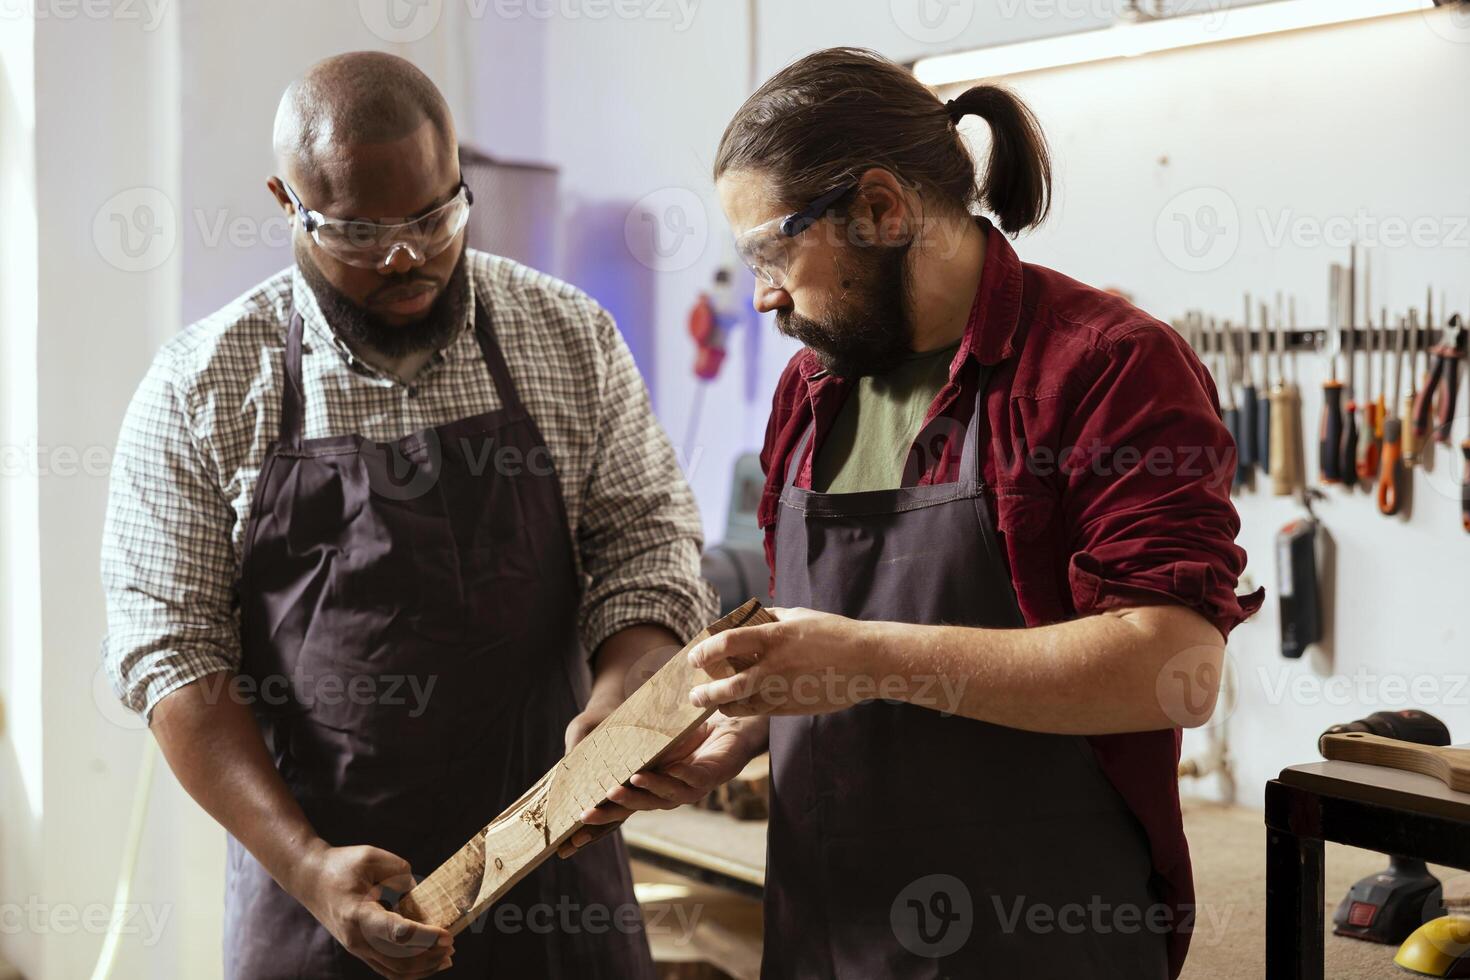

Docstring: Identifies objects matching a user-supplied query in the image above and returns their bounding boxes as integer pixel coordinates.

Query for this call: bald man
[101,53,718,979]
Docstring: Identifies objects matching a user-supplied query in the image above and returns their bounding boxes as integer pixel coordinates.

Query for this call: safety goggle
[733,179,859,290]
[282,178,474,270]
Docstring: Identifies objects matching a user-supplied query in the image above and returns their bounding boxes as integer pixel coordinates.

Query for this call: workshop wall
[938,8,1470,806]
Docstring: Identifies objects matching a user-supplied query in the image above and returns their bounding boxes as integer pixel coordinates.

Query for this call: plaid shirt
[102,249,716,718]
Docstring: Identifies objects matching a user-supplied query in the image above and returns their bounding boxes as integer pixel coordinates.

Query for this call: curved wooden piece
[1320,732,1470,794]
[396,598,774,933]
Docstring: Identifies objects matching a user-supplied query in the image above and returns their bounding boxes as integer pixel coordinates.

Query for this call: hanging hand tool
[1270,300,1300,496]
[1377,314,1408,516]
[1218,317,1249,491]
[1258,300,1272,471]
[1461,437,1470,533]
[1357,296,1381,484]
[1340,250,1359,488]
[1239,295,1259,471]
[1320,265,1345,484]
[1413,311,1466,445]
[1403,307,1422,467]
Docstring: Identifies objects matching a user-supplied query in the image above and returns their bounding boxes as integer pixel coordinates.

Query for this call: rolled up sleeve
[101,352,241,719]
[1057,323,1264,638]
[575,309,717,653]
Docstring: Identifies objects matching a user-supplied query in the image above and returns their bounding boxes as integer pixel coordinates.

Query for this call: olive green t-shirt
[811,342,960,494]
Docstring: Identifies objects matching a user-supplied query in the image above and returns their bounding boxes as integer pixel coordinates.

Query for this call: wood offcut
[396,598,773,934]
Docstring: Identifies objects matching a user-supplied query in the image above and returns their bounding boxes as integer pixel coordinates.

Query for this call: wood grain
[1320,733,1470,793]
[395,598,773,933]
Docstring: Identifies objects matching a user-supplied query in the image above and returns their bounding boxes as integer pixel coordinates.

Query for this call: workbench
[624,807,766,899]
[1265,751,1470,979]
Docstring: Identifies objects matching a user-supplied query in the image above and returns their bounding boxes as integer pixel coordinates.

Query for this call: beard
[776,240,914,379]
[295,243,470,361]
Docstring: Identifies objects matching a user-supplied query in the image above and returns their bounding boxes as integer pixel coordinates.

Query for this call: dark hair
[713,47,1051,235]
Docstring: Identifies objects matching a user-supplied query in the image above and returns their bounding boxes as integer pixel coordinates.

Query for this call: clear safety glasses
[282,179,474,269]
[733,179,860,290]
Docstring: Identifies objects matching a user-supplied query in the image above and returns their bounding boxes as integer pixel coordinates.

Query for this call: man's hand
[687,607,881,717]
[556,714,768,858]
[293,842,454,979]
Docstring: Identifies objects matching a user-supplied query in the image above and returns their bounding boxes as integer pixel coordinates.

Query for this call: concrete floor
[1180,798,1460,979]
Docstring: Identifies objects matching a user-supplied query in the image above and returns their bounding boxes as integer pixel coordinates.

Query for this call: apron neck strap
[469,299,527,418]
[280,310,307,449]
[957,361,994,488]
[784,423,815,488]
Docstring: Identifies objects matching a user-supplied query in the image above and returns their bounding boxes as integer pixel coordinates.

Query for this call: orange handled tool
[1377,314,1407,516]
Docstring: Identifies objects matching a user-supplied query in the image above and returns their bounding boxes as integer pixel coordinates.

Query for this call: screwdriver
[1357,294,1381,484]
[1258,300,1272,471]
[1270,297,1301,496]
[1377,312,1407,516]
[1461,437,1470,533]
[1403,307,1422,467]
[1218,318,1249,491]
[1320,265,1344,484]
[1239,295,1259,471]
[1340,249,1359,489]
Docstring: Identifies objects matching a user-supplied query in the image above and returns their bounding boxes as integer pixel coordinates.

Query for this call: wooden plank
[396,598,772,933]
[1319,733,1470,793]
[623,807,768,889]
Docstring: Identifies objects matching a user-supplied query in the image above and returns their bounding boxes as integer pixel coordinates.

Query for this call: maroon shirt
[758,218,1264,978]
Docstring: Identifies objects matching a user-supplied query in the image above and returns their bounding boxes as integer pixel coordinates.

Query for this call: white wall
[933,6,1470,804]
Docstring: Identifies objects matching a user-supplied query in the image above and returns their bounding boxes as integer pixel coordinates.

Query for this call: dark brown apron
[224,302,655,979]
[766,360,1170,979]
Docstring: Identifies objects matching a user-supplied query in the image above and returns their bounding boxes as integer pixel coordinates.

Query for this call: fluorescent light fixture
[913,0,1435,86]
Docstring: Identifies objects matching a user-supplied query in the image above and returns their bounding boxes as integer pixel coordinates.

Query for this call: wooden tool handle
[1269,385,1298,497]
[1377,418,1403,516]
[1320,732,1470,793]
[1461,439,1470,533]
[396,599,776,933]
[1402,394,1420,464]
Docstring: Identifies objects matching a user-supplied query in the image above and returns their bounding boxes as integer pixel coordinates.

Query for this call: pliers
[1412,312,1466,445]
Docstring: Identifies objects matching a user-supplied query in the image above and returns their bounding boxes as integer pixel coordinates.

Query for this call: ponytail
[714,48,1053,238]
[945,85,1052,235]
